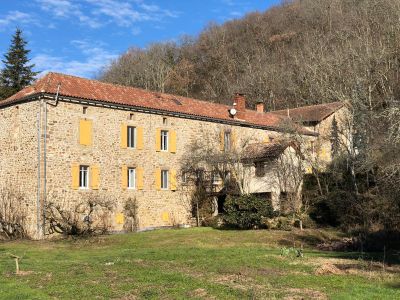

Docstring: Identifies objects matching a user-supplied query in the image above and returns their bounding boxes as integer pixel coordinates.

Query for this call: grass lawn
[1,227,399,299]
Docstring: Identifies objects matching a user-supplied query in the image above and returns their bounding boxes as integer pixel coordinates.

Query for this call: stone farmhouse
[0,72,345,238]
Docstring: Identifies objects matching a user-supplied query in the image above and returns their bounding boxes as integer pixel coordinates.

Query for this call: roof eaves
[43,92,295,133]
[0,92,43,108]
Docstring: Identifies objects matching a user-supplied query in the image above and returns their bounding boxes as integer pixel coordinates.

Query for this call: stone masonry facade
[0,72,326,239]
[1,93,286,238]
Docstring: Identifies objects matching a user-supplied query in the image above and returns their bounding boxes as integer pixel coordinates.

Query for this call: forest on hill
[99,0,400,111]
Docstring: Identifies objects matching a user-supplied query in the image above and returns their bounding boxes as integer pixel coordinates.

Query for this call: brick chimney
[233,93,246,111]
[256,101,264,113]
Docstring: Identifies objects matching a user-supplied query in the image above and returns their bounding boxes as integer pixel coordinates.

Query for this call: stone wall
[0,101,40,237]
[43,100,278,233]
[308,106,351,169]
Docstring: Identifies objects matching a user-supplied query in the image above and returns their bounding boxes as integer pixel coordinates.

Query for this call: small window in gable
[255,162,266,177]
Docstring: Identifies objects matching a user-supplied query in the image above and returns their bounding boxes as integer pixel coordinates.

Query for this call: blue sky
[0,0,280,78]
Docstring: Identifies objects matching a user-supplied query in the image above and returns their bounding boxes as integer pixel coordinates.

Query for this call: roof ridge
[46,72,237,111]
[272,101,343,113]
[1,72,317,136]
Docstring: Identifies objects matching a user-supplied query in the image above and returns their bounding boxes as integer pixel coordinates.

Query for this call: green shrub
[263,216,293,231]
[202,216,221,228]
[222,194,274,229]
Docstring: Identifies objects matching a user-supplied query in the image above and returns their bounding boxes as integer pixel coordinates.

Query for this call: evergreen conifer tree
[0,28,37,100]
[330,116,340,158]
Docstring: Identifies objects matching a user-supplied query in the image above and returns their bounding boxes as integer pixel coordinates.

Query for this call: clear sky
[0,0,281,78]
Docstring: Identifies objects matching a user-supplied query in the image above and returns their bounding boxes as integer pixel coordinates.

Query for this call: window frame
[255,162,266,177]
[161,169,169,190]
[161,130,169,151]
[212,172,220,185]
[224,131,231,152]
[128,167,136,189]
[181,171,188,184]
[127,126,136,149]
[79,165,89,189]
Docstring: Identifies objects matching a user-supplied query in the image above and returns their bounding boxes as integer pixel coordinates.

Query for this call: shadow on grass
[312,249,400,266]
[386,282,400,289]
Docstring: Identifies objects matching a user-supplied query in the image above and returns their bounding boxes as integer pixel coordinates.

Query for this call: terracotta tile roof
[2,72,316,135]
[244,141,292,161]
[271,102,344,123]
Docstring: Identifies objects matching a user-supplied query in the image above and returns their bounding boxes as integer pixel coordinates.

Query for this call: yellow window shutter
[137,167,144,190]
[231,130,237,148]
[155,168,161,190]
[71,164,79,190]
[263,135,270,143]
[155,129,161,151]
[115,213,125,225]
[170,169,177,191]
[79,119,92,146]
[137,127,144,150]
[162,211,170,222]
[170,130,177,153]
[121,124,127,149]
[219,131,225,151]
[121,165,128,189]
[91,165,100,190]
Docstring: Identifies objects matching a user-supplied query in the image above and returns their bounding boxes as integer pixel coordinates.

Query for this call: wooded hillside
[99,0,400,111]
[100,0,400,240]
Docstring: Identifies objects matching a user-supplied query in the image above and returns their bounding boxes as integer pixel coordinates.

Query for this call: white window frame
[161,130,169,151]
[79,165,89,189]
[128,167,136,189]
[161,169,169,190]
[181,171,188,184]
[224,131,231,152]
[127,126,136,149]
[212,172,220,185]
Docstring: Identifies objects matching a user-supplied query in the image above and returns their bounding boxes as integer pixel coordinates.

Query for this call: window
[161,130,169,151]
[161,170,169,189]
[79,165,89,188]
[127,126,136,148]
[224,171,231,183]
[255,162,266,177]
[224,131,231,151]
[181,171,188,184]
[196,168,204,182]
[83,106,88,114]
[310,141,315,154]
[129,113,135,120]
[163,117,168,125]
[212,172,220,185]
[128,168,136,189]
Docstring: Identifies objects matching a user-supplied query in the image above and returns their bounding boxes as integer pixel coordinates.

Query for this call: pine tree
[330,116,340,158]
[0,28,37,100]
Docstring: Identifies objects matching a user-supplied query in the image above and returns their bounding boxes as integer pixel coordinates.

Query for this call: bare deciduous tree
[45,192,115,236]
[0,186,28,239]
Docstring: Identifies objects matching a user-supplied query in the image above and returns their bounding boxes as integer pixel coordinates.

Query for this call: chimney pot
[234,93,246,111]
[256,101,264,113]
